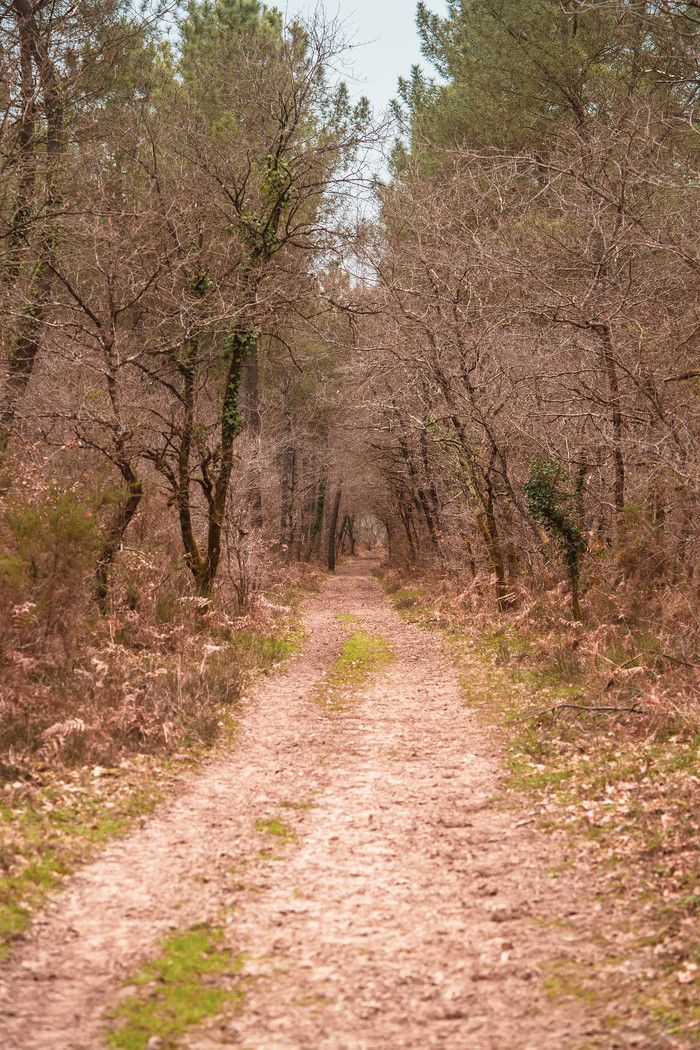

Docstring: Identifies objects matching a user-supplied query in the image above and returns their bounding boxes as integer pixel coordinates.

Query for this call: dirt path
[0,560,603,1049]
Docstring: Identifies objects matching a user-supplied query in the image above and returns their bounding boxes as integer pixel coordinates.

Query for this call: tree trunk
[327,488,342,572]
[0,268,52,455]
[340,514,356,556]
[7,0,37,278]
[595,322,625,525]
[297,462,314,559]
[338,515,350,553]
[0,6,62,455]
[95,468,143,612]
[569,568,582,622]
[242,340,263,529]
[175,329,249,597]
[279,397,295,554]
[399,502,417,562]
[450,416,509,609]
[305,477,326,561]
[481,489,509,610]
[419,428,442,538]
[175,348,205,585]
[464,534,478,579]
[200,328,250,594]
[397,432,439,551]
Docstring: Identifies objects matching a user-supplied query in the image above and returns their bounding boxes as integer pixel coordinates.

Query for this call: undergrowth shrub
[0,611,293,772]
[0,490,99,659]
[384,558,700,735]
[0,490,303,775]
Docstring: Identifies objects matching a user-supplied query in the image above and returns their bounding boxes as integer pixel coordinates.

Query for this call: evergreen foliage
[527,460,586,617]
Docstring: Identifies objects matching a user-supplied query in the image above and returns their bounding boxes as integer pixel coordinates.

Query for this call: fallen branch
[535,703,647,720]
[514,815,536,828]
[664,369,700,383]
[637,648,700,669]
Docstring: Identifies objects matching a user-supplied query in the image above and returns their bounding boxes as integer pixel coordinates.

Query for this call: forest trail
[0,560,600,1050]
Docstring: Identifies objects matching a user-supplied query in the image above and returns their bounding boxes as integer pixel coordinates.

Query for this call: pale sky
[288,0,448,116]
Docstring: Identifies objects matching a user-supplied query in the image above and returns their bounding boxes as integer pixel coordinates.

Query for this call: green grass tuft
[107,924,244,1050]
[318,631,393,709]
[255,816,296,843]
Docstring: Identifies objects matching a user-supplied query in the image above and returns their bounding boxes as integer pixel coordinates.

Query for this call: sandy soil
[0,560,614,1049]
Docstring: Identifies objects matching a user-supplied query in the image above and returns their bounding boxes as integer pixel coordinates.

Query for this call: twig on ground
[514,816,536,828]
[638,648,700,669]
[534,703,647,720]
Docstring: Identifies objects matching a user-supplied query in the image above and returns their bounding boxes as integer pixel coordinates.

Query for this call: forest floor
[0,558,690,1049]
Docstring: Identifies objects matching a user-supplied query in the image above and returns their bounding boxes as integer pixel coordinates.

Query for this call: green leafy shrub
[524,458,587,620]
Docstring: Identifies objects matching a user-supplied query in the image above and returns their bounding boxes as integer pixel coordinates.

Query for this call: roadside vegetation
[380,570,699,1045]
[0,577,307,960]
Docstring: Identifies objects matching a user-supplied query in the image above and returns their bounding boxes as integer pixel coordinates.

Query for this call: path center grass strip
[107,924,245,1050]
[318,631,393,709]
